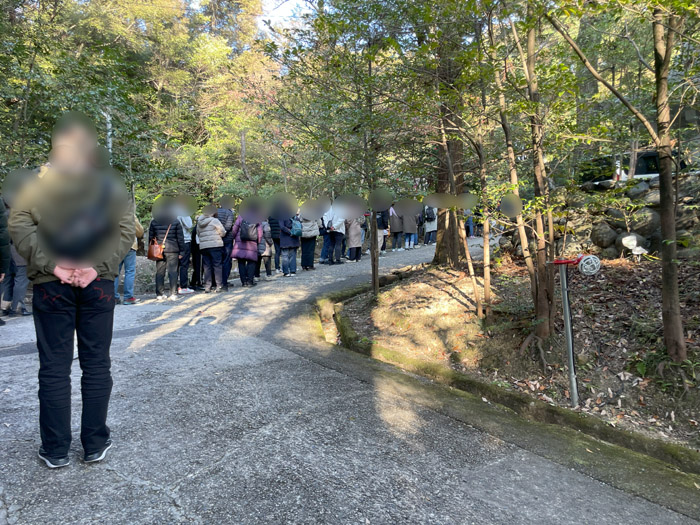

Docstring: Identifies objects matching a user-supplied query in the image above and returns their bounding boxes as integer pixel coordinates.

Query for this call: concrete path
[0,242,696,524]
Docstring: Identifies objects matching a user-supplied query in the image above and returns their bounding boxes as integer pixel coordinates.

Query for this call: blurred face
[49,125,98,175]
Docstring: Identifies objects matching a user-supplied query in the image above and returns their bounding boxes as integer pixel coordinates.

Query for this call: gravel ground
[0,241,696,524]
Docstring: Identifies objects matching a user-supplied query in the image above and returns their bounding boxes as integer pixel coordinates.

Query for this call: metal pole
[560,264,579,407]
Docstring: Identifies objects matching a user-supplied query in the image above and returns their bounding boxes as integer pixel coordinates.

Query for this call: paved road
[0,243,696,524]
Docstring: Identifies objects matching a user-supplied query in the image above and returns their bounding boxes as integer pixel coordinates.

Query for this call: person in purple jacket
[231,214,263,287]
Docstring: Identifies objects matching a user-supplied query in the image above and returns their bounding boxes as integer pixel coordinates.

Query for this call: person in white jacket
[323,204,346,265]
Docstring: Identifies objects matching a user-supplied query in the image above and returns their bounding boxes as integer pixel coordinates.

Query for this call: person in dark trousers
[149,210,185,301]
[279,217,300,276]
[423,206,438,245]
[255,220,273,280]
[1,196,29,317]
[196,206,225,292]
[377,209,390,254]
[231,214,262,287]
[318,217,331,264]
[300,214,320,270]
[216,201,234,290]
[389,205,404,251]
[189,226,204,290]
[176,208,194,294]
[0,197,11,326]
[345,216,364,262]
[268,215,282,272]
[8,112,135,468]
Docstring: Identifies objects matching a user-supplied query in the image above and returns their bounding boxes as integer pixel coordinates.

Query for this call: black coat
[268,216,281,240]
[217,208,235,243]
[376,210,390,230]
[149,219,185,254]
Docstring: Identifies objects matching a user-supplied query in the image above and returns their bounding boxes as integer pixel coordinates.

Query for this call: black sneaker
[38,447,70,468]
[84,438,113,463]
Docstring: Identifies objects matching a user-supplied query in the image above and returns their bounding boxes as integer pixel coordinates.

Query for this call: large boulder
[556,235,587,257]
[598,180,617,190]
[498,236,513,253]
[641,188,661,207]
[627,181,650,199]
[605,208,627,229]
[630,207,661,237]
[675,206,699,230]
[566,191,593,208]
[600,245,619,259]
[648,176,660,189]
[677,174,700,200]
[590,222,617,248]
[648,231,663,254]
[615,232,649,253]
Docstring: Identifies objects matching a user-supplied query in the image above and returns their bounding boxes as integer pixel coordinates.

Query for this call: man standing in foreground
[9,112,135,468]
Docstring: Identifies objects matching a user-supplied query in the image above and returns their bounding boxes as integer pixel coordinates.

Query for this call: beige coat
[345,216,365,249]
[196,215,225,249]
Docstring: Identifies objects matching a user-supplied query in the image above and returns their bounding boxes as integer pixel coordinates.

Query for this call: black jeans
[179,242,191,289]
[255,255,272,277]
[33,279,115,458]
[156,252,179,296]
[273,238,281,270]
[201,247,223,290]
[328,232,344,263]
[237,258,256,285]
[300,237,316,268]
[221,240,233,287]
[392,232,403,249]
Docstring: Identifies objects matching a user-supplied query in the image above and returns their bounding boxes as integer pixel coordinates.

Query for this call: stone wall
[498,173,700,260]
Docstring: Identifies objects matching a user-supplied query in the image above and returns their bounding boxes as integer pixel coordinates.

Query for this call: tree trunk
[487,18,537,301]
[525,7,553,338]
[653,10,686,362]
[433,115,466,267]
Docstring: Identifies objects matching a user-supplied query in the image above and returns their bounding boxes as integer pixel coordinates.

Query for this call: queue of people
[138,202,441,298]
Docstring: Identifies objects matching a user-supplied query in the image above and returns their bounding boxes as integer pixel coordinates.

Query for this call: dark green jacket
[8,168,135,284]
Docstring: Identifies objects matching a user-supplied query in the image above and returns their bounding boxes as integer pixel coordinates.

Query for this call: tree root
[520,332,548,372]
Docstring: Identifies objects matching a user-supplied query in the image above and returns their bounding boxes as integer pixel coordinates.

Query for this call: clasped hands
[53,263,98,288]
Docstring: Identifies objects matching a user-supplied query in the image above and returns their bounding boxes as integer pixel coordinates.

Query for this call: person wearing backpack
[196,206,225,293]
[255,220,274,280]
[300,213,321,270]
[279,216,301,276]
[231,214,262,287]
[423,206,438,245]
